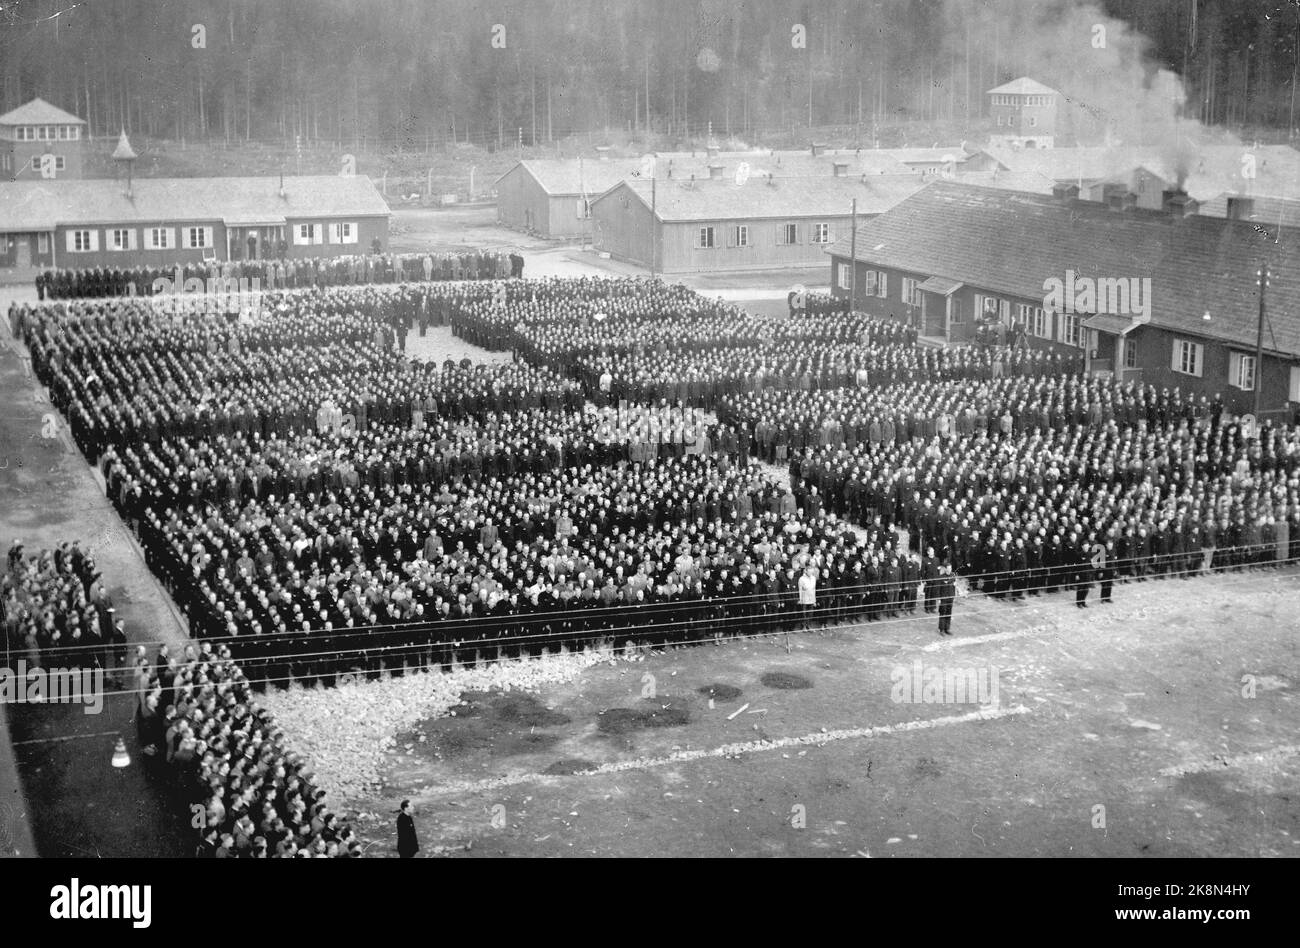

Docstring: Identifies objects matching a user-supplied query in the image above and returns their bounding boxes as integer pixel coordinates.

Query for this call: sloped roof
[0,97,86,126]
[111,130,137,161]
[1133,145,1300,202]
[987,77,1059,97]
[949,170,1056,193]
[502,158,646,196]
[1196,193,1300,225]
[986,143,1300,202]
[875,147,972,166]
[0,176,390,231]
[983,144,1147,182]
[599,174,930,222]
[722,151,913,177]
[826,180,1300,356]
[497,150,913,195]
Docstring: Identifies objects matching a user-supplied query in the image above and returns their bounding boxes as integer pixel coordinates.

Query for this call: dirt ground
[343,570,1300,858]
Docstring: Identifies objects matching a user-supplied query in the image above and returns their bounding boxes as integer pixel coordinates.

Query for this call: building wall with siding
[495,166,555,235]
[35,215,386,269]
[988,94,1058,138]
[0,138,85,181]
[281,216,388,257]
[654,215,851,272]
[1126,324,1299,417]
[590,191,656,267]
[548,194,597,240]
[829,252,1300,415]
[832,254,1097,348]
[0,232,55,268]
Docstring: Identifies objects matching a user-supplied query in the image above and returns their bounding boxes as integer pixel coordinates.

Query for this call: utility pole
[808,40,814,128]
[651,175,657,278]
[645,55,651,135]
[849,198,857,312]
[1254,263,1269,420]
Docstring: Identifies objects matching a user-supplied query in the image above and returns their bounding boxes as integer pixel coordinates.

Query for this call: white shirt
[797,573,817,605]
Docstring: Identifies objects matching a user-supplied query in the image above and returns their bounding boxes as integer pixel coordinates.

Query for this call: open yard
[268,568,1300,858]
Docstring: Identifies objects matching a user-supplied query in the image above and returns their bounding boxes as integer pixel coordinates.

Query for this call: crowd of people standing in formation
[131,638,361,856]
[3,540,124,673]
[574,340,1080,410]
[13,288,581,461]
[34,249,524,301]
[2,540,356,854]
[782,410,1297,601]
[13,274,1299,675]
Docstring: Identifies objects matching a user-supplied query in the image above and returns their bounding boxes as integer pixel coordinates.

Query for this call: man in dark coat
[397,799,419,857]
[1097,543,1117,604]
[936,565,956,636]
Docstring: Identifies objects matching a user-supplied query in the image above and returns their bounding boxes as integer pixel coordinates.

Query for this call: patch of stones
[542,759,600,776]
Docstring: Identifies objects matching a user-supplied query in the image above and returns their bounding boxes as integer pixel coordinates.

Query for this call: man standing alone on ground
[797,564,817,629]
[936,564,956,636]
[1097,543,1116,604]
[397,800,419,858]
[1074,544,1092,608]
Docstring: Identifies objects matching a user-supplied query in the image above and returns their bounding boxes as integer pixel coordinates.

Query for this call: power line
[8,560,1298,751]
[10,549,1299,664]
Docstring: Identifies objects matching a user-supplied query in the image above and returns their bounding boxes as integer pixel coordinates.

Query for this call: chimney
[1051,183,1080,202]
[1163,191,1198,219]
[810,142,826,157]
[594,145,611,161]
[832,160,849,177]
[707,163,724,180]
[1101,182,1127,206]
[1226,196,1255,221]
[1107,191,1137,212]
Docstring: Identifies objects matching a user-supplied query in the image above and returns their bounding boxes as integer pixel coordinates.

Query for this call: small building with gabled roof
[0,97,88,181]
[590,172,931,273]
[988,77,1059,150]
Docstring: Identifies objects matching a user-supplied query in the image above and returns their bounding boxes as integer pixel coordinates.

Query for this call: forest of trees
[0,0,1297,150]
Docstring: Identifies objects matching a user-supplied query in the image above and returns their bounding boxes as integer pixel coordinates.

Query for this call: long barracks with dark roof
[0,175,390,269]
[827,181,1300,417]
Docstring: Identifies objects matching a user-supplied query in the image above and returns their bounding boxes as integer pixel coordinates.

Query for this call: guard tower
[0,97,87,180]
[987,77,1058,149]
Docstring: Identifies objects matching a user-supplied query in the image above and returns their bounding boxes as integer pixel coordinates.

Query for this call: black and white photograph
[0,0,1292,919]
